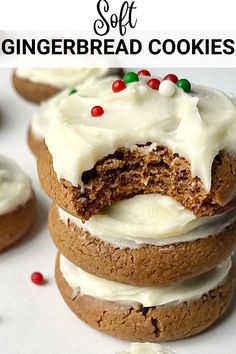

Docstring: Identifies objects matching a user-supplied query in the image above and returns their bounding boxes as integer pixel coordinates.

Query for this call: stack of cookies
[37,70,236,342]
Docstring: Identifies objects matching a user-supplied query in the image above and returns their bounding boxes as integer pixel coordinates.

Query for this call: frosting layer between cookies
[58,194,236,247]
[60,254,231,307]
[45,75,236,191]
[117,343,174,354]
[0,155,32,215]
[16,68,117,89]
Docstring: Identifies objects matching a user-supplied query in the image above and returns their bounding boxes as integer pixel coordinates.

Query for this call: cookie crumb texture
[55,256,235,342]
[0,196,36,252]
[12,71,60,103]
[38,143,236,221]
[49,203,236,286]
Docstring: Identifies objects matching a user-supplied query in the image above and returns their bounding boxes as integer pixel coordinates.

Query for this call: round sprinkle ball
[159,80,176,97]
[112,80,126,93]
[163,74,178,84]
[176,79,191,93]
[147,78,161,90]
[31,272,44,285]
[123,72,139,84]
[69,88,77,96]
[137,69,151,77]
[91,105,104,118]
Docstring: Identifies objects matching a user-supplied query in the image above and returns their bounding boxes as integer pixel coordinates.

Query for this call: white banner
[1,30,236,68]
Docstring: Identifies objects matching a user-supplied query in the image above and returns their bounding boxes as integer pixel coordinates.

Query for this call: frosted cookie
[38,72,236,220]
[55,254,234,342]
[12,68,123,103]
[27,76,120,156]
[49,195,236,286]
[0,155,36,251]
[116,342,175,354]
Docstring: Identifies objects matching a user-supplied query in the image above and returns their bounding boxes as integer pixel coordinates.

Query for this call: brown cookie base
[12,71,60,103]
[12,69,124,104]
[27,127,43,156]
[38,142,236,221]
[55,255,235,342]
[0,195,36,252]
[49,203,236,286]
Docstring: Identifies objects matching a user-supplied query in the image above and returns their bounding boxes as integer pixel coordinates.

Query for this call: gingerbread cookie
[56,254,234,342]
[12,68,123,103]
[12,71,59,104]
[36,71,236,344]
[49,197,236,286]
[37,73,236,221]
[0,155,36,252]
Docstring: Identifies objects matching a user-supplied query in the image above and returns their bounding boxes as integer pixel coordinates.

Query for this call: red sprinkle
[91,105,104,117]
[138,69,151,76]
[112,80,126,93]
[147,78,160,90]
[31,272,44,285]
[163,74,178,83]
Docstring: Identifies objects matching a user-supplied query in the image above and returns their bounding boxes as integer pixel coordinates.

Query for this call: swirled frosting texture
[0,155,32,215]
[31,76,119,140]
[60,254,231,307]
[46,76,236,191]
[16,68,116,88]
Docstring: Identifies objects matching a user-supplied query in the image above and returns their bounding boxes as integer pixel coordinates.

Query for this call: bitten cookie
[38,73,236,221]
[56,254,235,342]
[27,76,121,156]
[49,197,236,286]
[0,155,36,252]
[12,68,123,103]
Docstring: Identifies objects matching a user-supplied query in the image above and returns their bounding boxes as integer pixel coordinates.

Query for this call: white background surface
[2,30,236,68]
[0,68,236,354]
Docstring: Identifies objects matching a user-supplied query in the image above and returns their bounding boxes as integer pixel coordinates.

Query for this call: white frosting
[15,68,118,89]
[117,343,175,354]
[60,254,231,307]
[0,155,32,215]
[45,76,236,191]
[31,89,65,140]
[58,194,236,248]
[31,76,120,140]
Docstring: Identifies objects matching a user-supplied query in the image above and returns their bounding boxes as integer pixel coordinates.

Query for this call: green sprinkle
[69,88,78,96]
[176,79,191,93]
[123,72,139,84]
